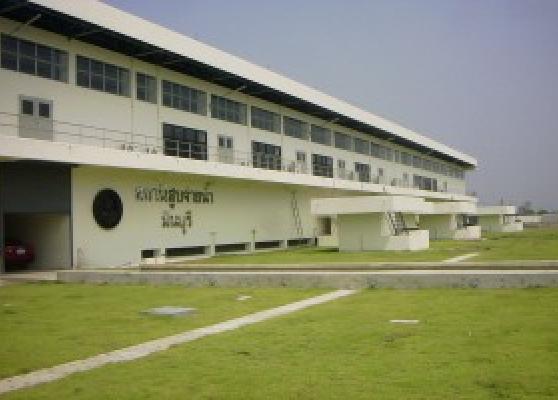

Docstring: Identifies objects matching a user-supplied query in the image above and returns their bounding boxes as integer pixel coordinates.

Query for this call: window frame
[1,34,68,83]
[211,94,247,125]
[76,55,130,97]
[136,72,157,104]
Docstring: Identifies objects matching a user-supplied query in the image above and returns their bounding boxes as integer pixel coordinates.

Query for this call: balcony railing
[0,110,459,194]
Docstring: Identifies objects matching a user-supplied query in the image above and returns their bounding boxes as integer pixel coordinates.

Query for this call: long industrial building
[0,0,515,271]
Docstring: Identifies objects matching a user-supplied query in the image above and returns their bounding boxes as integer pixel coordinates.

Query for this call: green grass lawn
[4,288,557,399]
[185,228,558,265]
[0,283,322,379]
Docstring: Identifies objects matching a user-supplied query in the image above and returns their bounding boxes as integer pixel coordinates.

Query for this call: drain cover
[143,306,196,317]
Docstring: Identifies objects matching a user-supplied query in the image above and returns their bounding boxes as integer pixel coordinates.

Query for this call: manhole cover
[143,306,196,317]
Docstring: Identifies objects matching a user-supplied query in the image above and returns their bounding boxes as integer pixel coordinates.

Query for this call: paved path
[0,289,356,395]
[0,271,58,282]
[443,253,479,263]
[59,269,558,289]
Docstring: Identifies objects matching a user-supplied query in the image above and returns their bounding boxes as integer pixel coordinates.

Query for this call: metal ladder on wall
[291,192,304,238]
[387,212,407,236]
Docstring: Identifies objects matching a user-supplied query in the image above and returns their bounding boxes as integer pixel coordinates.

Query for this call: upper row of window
[0,33,465,179]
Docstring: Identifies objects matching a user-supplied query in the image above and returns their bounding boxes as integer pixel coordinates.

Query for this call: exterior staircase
[387,212,407,236]
[291,192,304,238]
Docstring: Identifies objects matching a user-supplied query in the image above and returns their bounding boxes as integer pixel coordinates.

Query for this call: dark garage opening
[3,212,71,271]
[1,161,72,272]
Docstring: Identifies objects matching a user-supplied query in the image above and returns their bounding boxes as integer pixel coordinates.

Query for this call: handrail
[0,110,463,195]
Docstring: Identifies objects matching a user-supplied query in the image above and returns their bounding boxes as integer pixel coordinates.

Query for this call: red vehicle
[4,239,35,268]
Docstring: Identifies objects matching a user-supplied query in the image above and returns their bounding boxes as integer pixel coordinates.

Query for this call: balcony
[0,111,472,200]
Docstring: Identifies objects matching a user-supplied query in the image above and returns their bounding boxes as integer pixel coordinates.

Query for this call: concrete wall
[478,215,523,233]
[337,213,428,251]
[420,214,458,240]
[420,214,481,240]
[58,269,558,289]
[0,17,468,196]
[454,225,481,240]
[72,166,348,268]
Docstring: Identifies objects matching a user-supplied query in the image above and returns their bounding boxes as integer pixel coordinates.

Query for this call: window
[393,150,400,163]
[310,125,331,146]
[412,155,422,169]
[354,138,370,155]
[21,99,34,116]
[162,80,206,115]
[76,55,129,96]
[1,34,68,82]
[211,95,247,124]
[162,123,207,160]
[401,152,412,166]
[217,135,234,163]
[252,141,282,170]
[296,151,307,173]
[251,106,280,133]
[337,159,346,178]
[283,116,308,139]
[318,217,332,236]
[370,142,380,158]
[312,154,333,178]
[38,102,50,118]
[20,97,51,119]
[218,135,234,149]
[334,132,352,151]
[136,72,157,103]
[385,147,393,161]
[355,162,371,182]
[413,175,437,191]
[423,159,432,171]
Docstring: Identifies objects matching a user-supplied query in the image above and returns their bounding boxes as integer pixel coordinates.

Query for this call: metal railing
[0,110,458,194]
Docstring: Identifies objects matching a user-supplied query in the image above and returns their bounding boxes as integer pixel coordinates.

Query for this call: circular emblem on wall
[92,188,123,229]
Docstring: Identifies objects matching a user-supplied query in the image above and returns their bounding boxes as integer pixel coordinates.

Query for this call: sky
[106,0,558,210]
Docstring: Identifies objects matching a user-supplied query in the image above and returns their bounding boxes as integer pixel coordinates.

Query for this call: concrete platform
[57,269,558,289]
[0,270,59,282]
[143,260,558,271]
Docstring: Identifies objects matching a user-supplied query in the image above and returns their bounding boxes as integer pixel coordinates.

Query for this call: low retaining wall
[58,270,558,289]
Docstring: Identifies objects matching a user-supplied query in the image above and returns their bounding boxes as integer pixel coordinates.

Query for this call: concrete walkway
[59,269,558,289]
[0,270,59,282]
[443,253,479,263]
[0,289,356,395]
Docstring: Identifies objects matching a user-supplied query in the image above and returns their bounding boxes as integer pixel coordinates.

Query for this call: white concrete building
[0,0,478,270]
[420,201,481,240]
[474,206,523,233]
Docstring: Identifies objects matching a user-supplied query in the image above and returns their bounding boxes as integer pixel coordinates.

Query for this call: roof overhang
[1,0,477,168]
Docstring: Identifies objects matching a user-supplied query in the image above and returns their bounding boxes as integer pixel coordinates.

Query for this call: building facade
[0,0,478,270]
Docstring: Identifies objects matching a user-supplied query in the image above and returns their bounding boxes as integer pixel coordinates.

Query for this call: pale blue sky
[107,0,558,209]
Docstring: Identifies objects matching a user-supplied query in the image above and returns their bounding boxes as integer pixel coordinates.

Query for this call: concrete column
[248,229,256,252]
[208,232,216,256]
[420,214,456,240]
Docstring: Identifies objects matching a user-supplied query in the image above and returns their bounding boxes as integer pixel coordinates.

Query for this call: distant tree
[518,201,534,215]
[538,209,549,215]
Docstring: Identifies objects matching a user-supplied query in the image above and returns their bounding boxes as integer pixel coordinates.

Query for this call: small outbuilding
[311,196,429,251]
